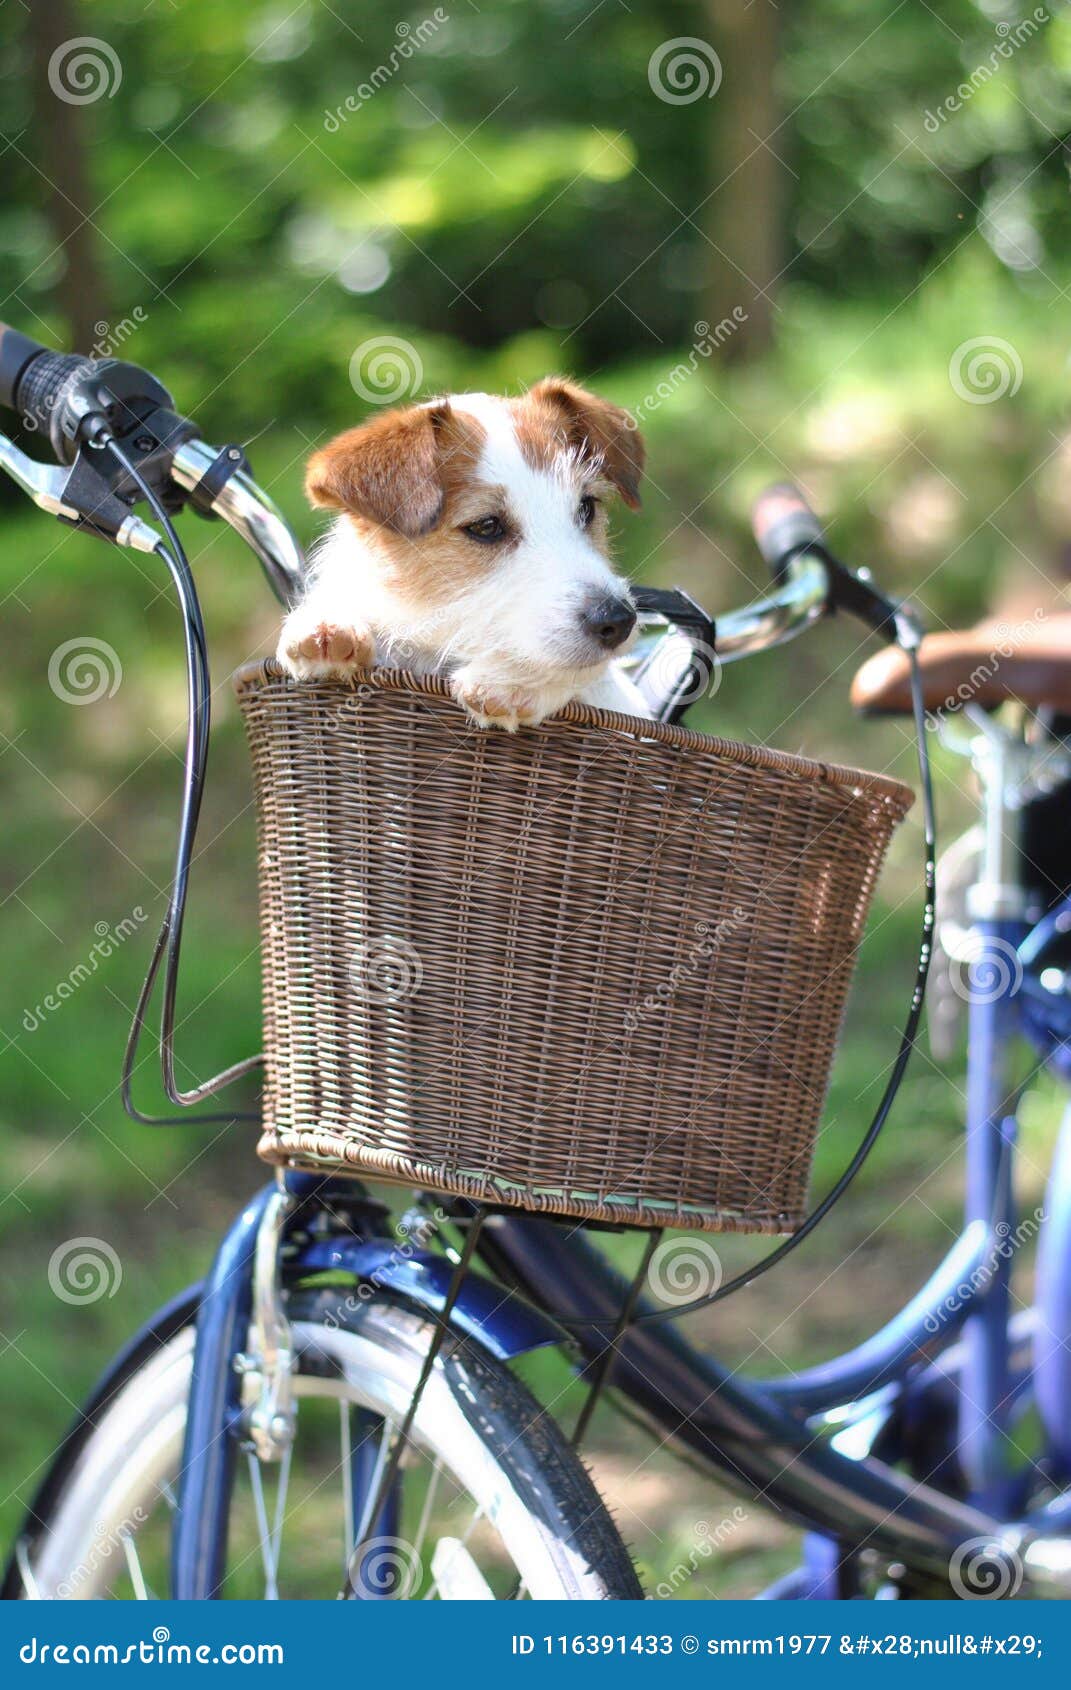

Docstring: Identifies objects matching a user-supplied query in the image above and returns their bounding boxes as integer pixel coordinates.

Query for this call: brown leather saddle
[851,612,1071,716]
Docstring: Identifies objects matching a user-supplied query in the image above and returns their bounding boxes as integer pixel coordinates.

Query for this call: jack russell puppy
[277,378,649,729]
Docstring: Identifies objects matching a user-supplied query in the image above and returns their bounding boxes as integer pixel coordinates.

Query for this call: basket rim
[234,658,915,815]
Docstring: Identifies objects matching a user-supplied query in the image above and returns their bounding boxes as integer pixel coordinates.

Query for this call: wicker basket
[235,661,913,1235]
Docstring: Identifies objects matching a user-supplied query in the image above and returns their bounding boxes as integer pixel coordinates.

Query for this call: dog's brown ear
[305,403,452,537]
[529,377,644,508]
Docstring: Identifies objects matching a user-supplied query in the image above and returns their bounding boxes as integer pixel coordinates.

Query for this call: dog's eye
[462,515,508,543]
[577,495,597,528]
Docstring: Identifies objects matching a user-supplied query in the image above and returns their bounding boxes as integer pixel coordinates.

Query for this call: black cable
[556,640,936,1330]
[98,434,263,1126]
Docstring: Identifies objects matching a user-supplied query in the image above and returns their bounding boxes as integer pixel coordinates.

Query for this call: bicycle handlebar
[751,481,827,580]
[749,479,914,647]
[0,324,911,656]
[0,324,306,602]
[0,322,56,411]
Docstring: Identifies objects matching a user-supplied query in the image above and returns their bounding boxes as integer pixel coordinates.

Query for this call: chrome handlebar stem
[170,439,306,605]
[714,553,830,662]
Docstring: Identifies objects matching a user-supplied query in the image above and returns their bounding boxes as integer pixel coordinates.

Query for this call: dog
[277,378,649,729]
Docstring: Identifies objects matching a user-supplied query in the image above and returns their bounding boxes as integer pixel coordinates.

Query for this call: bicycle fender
[291,1235,563,1359]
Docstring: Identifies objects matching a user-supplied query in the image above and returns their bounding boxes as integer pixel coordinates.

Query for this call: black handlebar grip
[14,351,99,457]
[0,322,50,412]
[751,482,827,580]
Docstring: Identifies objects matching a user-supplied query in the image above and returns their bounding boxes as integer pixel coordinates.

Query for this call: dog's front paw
[278,611,375,681]
[451,673,546,732]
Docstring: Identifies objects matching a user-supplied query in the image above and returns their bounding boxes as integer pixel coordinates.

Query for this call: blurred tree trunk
[703,0,783,361]
[26,0,108,350]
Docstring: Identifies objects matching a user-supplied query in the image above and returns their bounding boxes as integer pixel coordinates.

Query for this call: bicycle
[1,321,1070,1602]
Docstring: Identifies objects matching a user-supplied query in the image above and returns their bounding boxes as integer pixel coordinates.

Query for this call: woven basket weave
[235,661,913,1234]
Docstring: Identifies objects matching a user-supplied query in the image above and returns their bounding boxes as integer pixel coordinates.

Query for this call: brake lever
[0,430,77,519]
[0,430,159,553]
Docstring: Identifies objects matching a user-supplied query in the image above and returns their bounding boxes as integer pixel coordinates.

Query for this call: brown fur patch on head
[517,377,645,508]
[305,402,486,537]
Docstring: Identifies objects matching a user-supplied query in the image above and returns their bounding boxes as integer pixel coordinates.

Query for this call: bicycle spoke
[340,1400,354,1562]
[246,1450,281,1601]
[430,1537,494,1599]
[120,1530,151,1600]
[270,1443,292,1579]
[412,1455,443,1566]
[424,1501,487,1599]
[15,1539,41,1600]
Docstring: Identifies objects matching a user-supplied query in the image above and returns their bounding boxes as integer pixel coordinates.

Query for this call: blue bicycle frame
[148,872,1071,1599]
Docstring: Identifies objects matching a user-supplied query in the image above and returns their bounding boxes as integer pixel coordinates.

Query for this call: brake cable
[99,433,264,1126]
[561,632,936,1334]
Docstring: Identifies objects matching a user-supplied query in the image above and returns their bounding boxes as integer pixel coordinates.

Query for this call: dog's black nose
[581,596,637,651]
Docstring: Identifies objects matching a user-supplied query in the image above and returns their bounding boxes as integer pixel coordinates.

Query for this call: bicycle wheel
[16,1288,641,1600]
